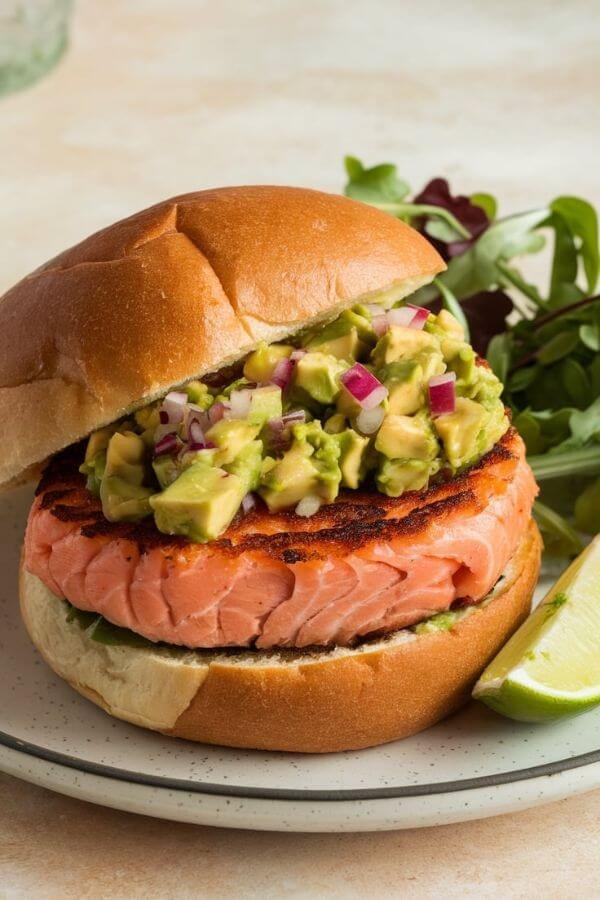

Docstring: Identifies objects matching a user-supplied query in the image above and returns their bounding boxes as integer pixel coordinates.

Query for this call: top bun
[0,186,444,489]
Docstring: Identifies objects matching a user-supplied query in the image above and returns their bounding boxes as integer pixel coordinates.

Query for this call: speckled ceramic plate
[1,485,599,832]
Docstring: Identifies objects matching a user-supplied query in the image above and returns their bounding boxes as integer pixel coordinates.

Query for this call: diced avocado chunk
[442,339,477,383]
[80,426,115,493]
[304,310,372,361]
[134,404,162,448]
[434,398,508,469]
[324,412,347,434]
[375,414,438,461]
[152,454,180,489]
[311,328,363,362]
[224,440,263,491]
[464,363,504,403]
[372,326,438,368]
[293,352,347,405]
[99,431,154,521]
[376,459,439,497]
[134,404,160,433]
[436,309,465,341]
[184,380,213,409]
[150,462,246,542]
[259,445,319,511]
[416,347,446,382]
[259,421,341,511]
[84,427,115,462]
[245,386,283,426]
[205,419,260,465]
[414,609,461,634]
[243,343,293,383]
[100,477,155,522]
[382,361,423,416]
[332,429,371,489]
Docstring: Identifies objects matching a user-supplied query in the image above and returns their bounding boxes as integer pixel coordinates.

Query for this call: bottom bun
[19,519,541,752]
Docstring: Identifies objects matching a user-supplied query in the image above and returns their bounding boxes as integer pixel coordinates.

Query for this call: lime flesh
[473,536,600,722]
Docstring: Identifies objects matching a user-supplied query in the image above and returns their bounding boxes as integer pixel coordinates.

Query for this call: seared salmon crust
[24,428,537,650]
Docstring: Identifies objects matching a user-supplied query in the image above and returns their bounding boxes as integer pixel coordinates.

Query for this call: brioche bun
[0,186,444,489]
[19,519,541,753]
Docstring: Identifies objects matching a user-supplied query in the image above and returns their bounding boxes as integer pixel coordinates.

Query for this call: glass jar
[0,0,73,96]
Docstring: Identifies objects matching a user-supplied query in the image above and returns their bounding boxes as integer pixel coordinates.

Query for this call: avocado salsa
[80,303,508,543]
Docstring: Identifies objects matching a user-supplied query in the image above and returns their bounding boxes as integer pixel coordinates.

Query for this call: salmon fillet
[24,429,537,649]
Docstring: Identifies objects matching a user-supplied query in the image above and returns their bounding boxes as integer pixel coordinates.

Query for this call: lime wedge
[473,536,600,722]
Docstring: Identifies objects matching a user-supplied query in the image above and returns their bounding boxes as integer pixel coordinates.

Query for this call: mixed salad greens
[344,156,600,556]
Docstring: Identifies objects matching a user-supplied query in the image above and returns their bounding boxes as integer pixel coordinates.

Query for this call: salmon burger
[3,186,540,752]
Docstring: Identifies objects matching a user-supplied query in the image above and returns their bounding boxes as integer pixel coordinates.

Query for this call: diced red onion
[160,391,188,424]
[372,315,389,337]
[428,372,456,417]
[208,401,228,424]
[386,307,418,328]
[154,422,178,442]
[341,363,388,410]
[271,357,294,390]
[189,441,216,452]
[188,419,205,447]
[227,389,252,419]
[159,410,169,425]
[365,303,386,317]
[184,404,210,438]
[266,410,306,452]
[355,405,385,435]
[406,304,430,328]
[282,409,306,425]
[295,494,322,517]
[290,349,307,361]
[154,433,181,456]
[241,492,257,514]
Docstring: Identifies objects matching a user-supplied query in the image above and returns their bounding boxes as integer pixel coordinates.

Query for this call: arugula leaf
[533,500,584,558]
[471,192,497,220]
[574,478,600,535]
[561,358,591,408]
[509,365,539,393]
[433,277,470,340]
[548,211,578,301]
[568,396,600,446]
[536,330,579,365]
[550,196,599,294]
[580,320,600,351]
[590,354,600,396]
[496,261,544,306]
[529,445,600,479]
[513,411,545,454]
[487,332,512,384]
[438,208,549,299]
[343,160,470,241]
[344,156,410,204]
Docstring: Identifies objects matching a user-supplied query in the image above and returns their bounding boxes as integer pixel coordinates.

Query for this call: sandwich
[2,186,541,752]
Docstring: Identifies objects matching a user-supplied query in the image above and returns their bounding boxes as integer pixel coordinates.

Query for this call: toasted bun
[19,519,541,753]
[0,186,444,489]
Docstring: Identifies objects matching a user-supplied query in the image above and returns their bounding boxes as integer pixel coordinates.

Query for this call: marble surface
[1,0,600,896]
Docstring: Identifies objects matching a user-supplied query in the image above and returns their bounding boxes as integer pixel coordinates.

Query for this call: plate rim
[1,726,599,801]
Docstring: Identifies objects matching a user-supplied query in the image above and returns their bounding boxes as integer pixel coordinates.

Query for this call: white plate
[1,485,599,832]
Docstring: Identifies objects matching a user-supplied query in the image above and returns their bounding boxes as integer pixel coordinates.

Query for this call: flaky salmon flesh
[24,429,537,650]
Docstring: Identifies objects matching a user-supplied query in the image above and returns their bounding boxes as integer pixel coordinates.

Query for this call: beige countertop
[1,773,599,898]
[1,1,600,896]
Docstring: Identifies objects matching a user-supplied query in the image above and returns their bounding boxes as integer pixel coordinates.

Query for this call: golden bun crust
[19,519,541,753]
[0,186,444,488]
